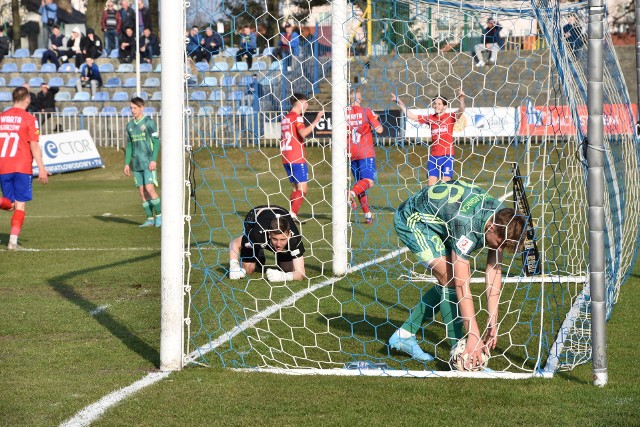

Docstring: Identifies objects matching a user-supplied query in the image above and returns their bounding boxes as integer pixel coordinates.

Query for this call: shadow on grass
[93,215,141,225]
[49,252,161,367]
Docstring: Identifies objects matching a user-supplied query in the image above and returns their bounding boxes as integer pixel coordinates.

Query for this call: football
[449,338,489,371]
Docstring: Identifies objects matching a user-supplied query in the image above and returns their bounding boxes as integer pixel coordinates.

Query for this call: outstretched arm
[455,88,465,120]
[299,111,324,138]
[483,248,503,349]
[267,256,306,282]
[390,94,420,121]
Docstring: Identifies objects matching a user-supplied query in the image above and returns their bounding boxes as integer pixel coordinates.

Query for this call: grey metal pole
[587,0,607,387]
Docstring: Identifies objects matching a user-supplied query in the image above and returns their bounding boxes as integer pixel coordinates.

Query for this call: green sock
[142,200,153,218]
[401,286,442,334]
[441,287,464,347]
[150,197,162,215]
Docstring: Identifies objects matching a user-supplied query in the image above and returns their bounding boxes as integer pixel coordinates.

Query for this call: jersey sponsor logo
[291,249,300,256]
[456,235,473,254]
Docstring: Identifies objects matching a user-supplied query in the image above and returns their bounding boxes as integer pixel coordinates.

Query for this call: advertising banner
[33,130,104,175]
[404,107,518,138]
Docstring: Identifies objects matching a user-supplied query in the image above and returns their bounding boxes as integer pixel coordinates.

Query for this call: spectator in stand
[61,27,88,69]
[0,28,10,62]
[235,25,257,70]
[199,27,223,63]
[120,0,136,37]
[38,0,58,51]
[273,23,300,69]
[41,25,65,68]
[474,18,504,67]
[83,28,103,60]
[139,27,160,64]
[35,82,59,122]
[563,15,585,53]
[243,73,263,111]
[137,0,152,34]
[119,26,136,63]
[186,25,204,62]
[23,83,39,114]
[76,57,103,98]
[101,0,122,55]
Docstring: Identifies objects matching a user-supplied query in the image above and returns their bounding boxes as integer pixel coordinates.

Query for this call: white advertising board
[33,130,104,175]
[404,107,518,138]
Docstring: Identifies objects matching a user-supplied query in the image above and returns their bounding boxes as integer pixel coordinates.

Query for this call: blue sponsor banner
[33,130,104,175]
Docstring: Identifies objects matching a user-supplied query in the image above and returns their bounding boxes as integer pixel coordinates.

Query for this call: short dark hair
[269,217,291,235]
[52,25,59,30]
[12,86,30,103]
[130,97,145,108]
[290,93,308,107]
[493,208,526,252]
[433,96,448,106]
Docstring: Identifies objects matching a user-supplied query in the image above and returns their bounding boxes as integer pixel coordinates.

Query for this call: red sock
[10,209,25,237]
[0,197,12,210]
[290,190,304,215]
[352,179,371,196]
[358,193,370,214]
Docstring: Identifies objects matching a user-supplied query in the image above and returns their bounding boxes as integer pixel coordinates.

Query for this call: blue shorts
[283,163,309,184]
[350,157,377,181]
[0,173,33,202]
[427,155,454,178]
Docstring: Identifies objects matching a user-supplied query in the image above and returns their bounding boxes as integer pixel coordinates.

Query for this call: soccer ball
[449,338,489,371]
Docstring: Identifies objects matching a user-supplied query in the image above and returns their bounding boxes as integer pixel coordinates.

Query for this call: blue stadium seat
[100,106,118,116]
[209,90,225,101]
[0,91,11,102]
[109,49,119,59]
[8,77,25,87]
[72,92,91,101]
[189,91,206,101]
[40,63,57,73]
[211,61,229,72]
[132,91,148,100]
[59,63,76,73]
[117,63,134,73]
[21,63,37,73]
[260,47,275,57]
[123,77,137,88]
[54,91,72,102]
[220,75,236,87]
[12,48,30,58]
[200,76,218,87]
[269,60,282,70]
[31,48,46,59]
[99,63,114,73]
[48,77,64,87]
[82,106,99,116]
[28,77,44,87]
[142,77,160,88]
[0,77,5,87]
[1,63,17,73]
[236,105,254,115]
[112,91,129,102]
[223,48,239,57]
[143,106,156,114]
[139,63,152,73]
[197,106,214,116]
[93,91,110,102]
[229,90,244,101]
[231,62,248,72]
[217,106,234,116]
[104,77,122,88]
[120,106,132,116]
[195,62,209,73]
[66,77,79,88]
[154,63,162,72]
[239,75,252,86]
[61,106,79,116]
[250,61,267,71]
[151,91,162,101]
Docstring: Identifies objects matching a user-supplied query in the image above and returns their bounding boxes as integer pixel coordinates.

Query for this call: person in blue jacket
[235,25,257,69]
[474,18,504,67]
[273,23,300,69]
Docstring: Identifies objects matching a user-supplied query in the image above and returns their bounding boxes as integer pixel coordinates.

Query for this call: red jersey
[347,105,381,161]
[281,111,306,164]
[0,107,40,174]
[417,112,457,156]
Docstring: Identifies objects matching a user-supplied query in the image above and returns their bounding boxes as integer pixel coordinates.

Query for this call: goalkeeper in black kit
[229,205,306,282]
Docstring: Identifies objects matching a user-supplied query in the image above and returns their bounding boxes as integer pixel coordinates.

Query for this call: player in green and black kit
[389,180,526,369]
[124,97,162,227]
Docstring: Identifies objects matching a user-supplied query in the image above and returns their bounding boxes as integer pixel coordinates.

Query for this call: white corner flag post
[159,0,185,371]
[587,0,607,387]
[331,0,349,275]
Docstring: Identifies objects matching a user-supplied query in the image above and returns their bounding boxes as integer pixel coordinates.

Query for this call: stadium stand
[99,63,114,73]
[8,77,25,87]
[1,63,18,73]
[239,75,252,86]
[223,48,239,57]
[100,106,118,116]
[198,106,214,116]
[229,90,244,102]
[104,77,122,88]
[40,63,57,73]
[29,77,44,87]
[0,77,5,87]
[200,76,218,87]
[260,47,275,57]
[132,91,149,100]
[143,77,160,88]
[109,50,119,59]
[59,63,76,73]
[117,64,134,73]
[12,48,30,59]
[0,91,11,102]
[237,105,254,115]
[231,62,248,72]
[195,62,209,73]
[66,77,79,88]
[21,63,38,73]
[251,61,267,71]
[220,75,236,87]
[73,92,91,101]
[48,76,64,87]
[211,61,229,72]
[123,77,137,88]
[154,63,162,72]
[143,106,156,114]
[151,91,162,101]
[120,106,132,116]
[54,91,72,102]
[139,63,153,73]
[217,106,234,115]
[61,106,79,115]
[209,90,225,101]
[82,106,99,116]
[190,91,206,101]
[93,92,110,102]
[31,48,46,58]
[112,91,129,102]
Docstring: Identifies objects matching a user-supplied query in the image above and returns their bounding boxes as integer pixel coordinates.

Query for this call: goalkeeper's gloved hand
[266,268,294,282]
[229,260,246,280]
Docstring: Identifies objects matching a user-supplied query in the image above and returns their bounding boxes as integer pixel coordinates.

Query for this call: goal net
[181,0,639,376]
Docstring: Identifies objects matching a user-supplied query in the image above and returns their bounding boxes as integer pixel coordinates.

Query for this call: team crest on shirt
[141,125,146,132]
[456,235,473,254]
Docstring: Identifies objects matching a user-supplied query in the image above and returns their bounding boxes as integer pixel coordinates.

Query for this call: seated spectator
[199,26,223,63]
[35,82,59,122]
[273,23,300,68]
[186,25,204,62]
[235,25,257,70]
[0,28,10,61]
[139,27,160,64]
[101,0,121,55]
[41,25,66,68]
[119,26,136,63]
[563,15,584,52]
[83,28,103,60]
[474,18,504,67]
[61,27,88,69]
[76,57,103,97]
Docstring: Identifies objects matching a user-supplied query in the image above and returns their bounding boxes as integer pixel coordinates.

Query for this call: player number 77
[0,132,20,158]
[512,163,542,276]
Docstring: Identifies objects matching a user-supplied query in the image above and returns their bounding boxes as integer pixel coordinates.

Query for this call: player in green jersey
[389,180,526,369]
[124,97,162,227]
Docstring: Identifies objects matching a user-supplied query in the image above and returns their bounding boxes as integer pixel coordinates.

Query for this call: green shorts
[394,205,447,263]
[133,169,158,187]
